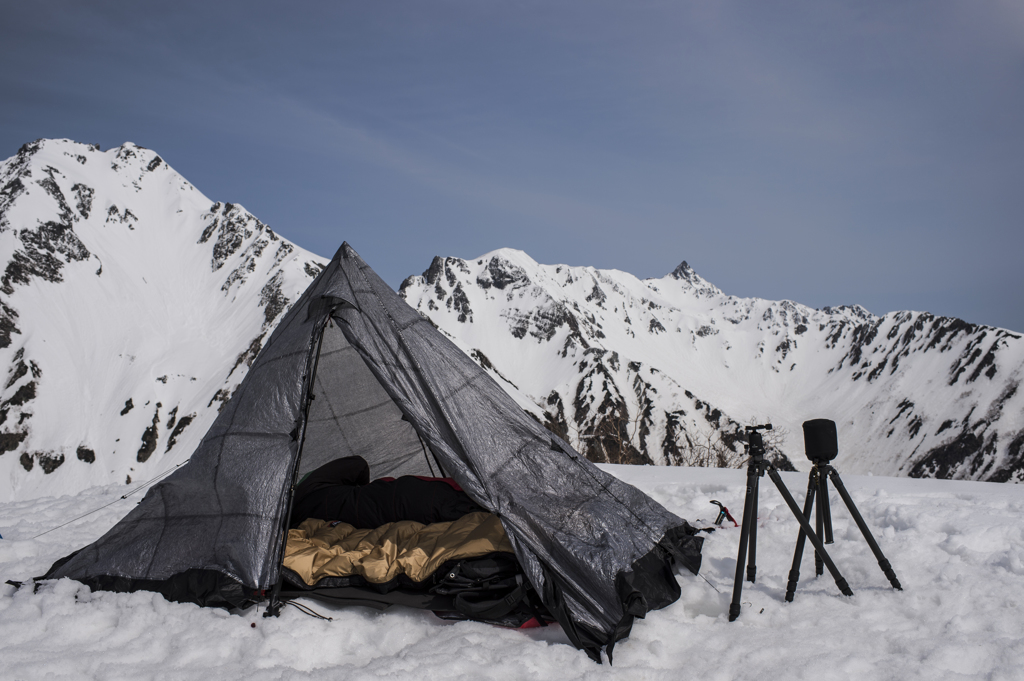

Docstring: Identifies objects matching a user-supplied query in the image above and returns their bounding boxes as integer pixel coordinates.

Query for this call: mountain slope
[0,139,326,499]
[3,138,1020,499]
[399,249,1024,481]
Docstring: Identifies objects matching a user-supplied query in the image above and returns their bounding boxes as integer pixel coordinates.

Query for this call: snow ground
[2,464,1023,680]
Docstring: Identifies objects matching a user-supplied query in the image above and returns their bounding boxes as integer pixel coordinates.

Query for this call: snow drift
[2,465,1023,679]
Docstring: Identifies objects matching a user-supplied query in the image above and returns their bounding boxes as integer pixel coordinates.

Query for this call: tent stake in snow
[729,424,852,622]
[785,419,902,602]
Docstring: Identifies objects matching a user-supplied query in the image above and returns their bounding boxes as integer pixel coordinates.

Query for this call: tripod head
[744,424,773,457]
[802,419,839,464]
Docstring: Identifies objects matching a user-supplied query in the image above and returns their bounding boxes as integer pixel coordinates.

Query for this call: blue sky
[3,1,1022,330]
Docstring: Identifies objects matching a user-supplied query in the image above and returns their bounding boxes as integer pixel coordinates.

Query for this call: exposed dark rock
[304,261,325,279]
[20,452,32,471]
[38,452,64,474]
[120,398,134,415]
[71,184,94,218]
[166,413,194,452]
[398,275,419,296]
[910,431,987,479]
[0,300,20,348]
[889,399,914,424]
[208,387,235,412]
[661,410,687,466]
[271,241,294,267]
[4,380,35,407]
[769,451,798,471]
[199,202,266,271]
[448,284,472,323]
[542,391,571,442]
[1,170,30,230]
[137,403,161,462]
[4,357,28,389]
[1,220,92,295]
[586,284,607,307]
[670,261,698,283]
[422,256,444,285]
[987,431,1024,482]
[259,272,288,328]
[0,430,27,452]
[570,357,654,466]
[485,257,529,291]
[104,205,137,227]
[36,166,74,224]
[230,333,266,375]
[76,445,95,463]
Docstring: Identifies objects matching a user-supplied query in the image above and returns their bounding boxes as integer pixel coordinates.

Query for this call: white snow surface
[3,465,1023,680]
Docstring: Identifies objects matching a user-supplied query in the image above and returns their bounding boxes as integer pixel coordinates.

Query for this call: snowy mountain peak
[655,259,722,299]
[400,250,1024,482]
[667,260,703,285]
[0,139,326,499]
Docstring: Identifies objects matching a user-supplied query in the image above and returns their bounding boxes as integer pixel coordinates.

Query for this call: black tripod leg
[729,463,761,621]
[819,466,834,544]
[765,466,853,597]
[746,472,759,583]
[815,469,826,576]
[828,470,902,590]
[785,473,817,602]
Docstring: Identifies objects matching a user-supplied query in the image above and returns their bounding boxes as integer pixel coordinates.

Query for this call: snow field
[2,465,1023,680]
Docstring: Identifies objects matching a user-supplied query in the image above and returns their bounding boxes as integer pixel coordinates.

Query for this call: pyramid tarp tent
[46,243,703,660]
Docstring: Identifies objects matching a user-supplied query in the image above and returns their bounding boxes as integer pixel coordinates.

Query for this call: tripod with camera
[784,419,902,601]
[729,424,852,622]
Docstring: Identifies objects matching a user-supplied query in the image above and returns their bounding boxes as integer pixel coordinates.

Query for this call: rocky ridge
[399,250,1024,481]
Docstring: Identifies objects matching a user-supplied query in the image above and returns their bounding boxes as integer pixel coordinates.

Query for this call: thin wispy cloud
[1,0,1021,329]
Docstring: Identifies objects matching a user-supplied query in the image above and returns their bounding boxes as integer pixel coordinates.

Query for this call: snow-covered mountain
[0,139,325,499]
[398,251,1024,481]
[2,138,1021,501]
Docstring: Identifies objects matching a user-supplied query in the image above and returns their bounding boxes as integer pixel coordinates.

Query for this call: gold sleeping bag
[284,511,514,586]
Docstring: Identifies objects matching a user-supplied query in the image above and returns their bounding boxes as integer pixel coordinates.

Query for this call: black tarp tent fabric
[45,243,703,662]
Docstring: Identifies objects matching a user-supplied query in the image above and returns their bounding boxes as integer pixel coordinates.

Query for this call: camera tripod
[729,425,853,622]
[785,420,902,601]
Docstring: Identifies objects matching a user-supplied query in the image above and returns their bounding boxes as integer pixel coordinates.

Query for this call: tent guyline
[28,459,190,541]
[36,242,705,664]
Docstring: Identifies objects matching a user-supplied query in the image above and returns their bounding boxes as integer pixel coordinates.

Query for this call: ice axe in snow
[710,500,738,527]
